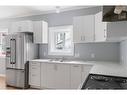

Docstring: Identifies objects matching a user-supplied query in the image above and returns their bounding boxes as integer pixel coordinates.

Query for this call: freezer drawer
[6,69,25,88]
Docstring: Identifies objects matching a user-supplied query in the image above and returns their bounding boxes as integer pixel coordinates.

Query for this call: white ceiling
[0,6,93,19]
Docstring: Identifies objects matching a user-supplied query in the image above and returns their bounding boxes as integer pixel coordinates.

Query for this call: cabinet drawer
[30,62,40,67]
[30,73,40,87]
[29,62,41,87]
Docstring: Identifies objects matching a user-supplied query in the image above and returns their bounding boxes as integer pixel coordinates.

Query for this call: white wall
[0,57,5,76]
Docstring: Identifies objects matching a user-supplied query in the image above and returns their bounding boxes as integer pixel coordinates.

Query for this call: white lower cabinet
[29,62,41,88]
[46,63,57,89]
[54,64,70,89]
[81,65,93,83]
[41,63,47,88]
[46,63,70,89]
[70,64,82,89]
[29,61,93,89]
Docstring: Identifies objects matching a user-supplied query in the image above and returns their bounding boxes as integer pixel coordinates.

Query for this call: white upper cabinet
[73,15,95,43]
[33,21,48,44]
[95,12,127,42]
[95,12,107,42]
[10,20,33,33]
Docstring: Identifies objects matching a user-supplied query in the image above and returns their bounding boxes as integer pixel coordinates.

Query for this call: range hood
[103,6,127,22]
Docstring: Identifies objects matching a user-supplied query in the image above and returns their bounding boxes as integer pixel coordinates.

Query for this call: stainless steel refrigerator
[5,32,38,88]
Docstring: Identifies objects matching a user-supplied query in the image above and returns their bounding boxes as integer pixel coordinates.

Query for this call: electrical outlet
[91,53,95,58]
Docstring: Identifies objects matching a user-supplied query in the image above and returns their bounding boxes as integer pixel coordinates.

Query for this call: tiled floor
[0,76,17,90]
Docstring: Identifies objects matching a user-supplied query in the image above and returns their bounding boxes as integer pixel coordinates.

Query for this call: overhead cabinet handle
[104,29,107,38]
[81,36,85,41]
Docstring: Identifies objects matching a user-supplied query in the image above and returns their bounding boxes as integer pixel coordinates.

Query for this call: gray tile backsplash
[39,43,120,62]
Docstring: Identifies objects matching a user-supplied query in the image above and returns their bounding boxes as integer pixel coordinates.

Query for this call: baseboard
[0,74,5,77]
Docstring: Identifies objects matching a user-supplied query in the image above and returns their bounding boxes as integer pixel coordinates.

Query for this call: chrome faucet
[59,57,66,62]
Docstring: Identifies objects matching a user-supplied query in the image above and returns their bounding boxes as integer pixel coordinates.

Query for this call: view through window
[0,29,8,57]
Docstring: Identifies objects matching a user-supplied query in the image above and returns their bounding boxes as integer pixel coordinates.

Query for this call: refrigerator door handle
[10,39,16,64]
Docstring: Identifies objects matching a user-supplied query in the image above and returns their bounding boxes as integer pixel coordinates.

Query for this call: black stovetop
[81,74,127,89]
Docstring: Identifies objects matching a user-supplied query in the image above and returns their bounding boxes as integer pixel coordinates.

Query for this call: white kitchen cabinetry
[29,61,41,88]
[46,63,70,89]
[73,15,95,43]
[81,65,93,83]
[70,64,82,89]
[46,63,56,89]
[33,21,48,43]
[29,61,93,89]
[41,63,47,88]
[54,64,70,89]
[10,20,33,33]
[95,12,127,42]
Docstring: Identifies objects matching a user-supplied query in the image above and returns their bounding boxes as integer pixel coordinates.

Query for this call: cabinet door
[70,64,81,89]
[33,21,48,43]
[95,12,107,42]
[10,22,21,33]
[20,21,33,32]
[73,16,84,43]
[29,62,41,87]
[54,64,70,89]
[83,15,95,42]
[46,63,70,89]
[46,63,56,89]
[81,65,93,83]
[107,21,127,38]
[10,21,33,33]
[73,15,94,43]
[41,63,47,88]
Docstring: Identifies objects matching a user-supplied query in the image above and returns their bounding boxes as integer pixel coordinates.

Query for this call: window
[0,29,8,57]
[48,25,74,56]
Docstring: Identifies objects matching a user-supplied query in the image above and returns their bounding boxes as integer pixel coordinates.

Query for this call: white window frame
[48,25,74,56]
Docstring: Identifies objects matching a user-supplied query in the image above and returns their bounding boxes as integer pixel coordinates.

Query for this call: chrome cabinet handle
[104,29,106,38]
[81,36,85,41]
[73,65,79,67]
[83,36,85,41]
[32,74,36,76]
[81,36,82,41]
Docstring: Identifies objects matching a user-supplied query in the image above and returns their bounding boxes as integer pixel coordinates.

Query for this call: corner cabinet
[70,64,93,89]
[95,12,127,42]
[10,20,33,33]
[73,15,95,43]
[33,21,48,44]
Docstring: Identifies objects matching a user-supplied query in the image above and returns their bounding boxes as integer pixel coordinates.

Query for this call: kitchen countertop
[30,59,94,65]
[90,62,127,78]
[30,59,127,78]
